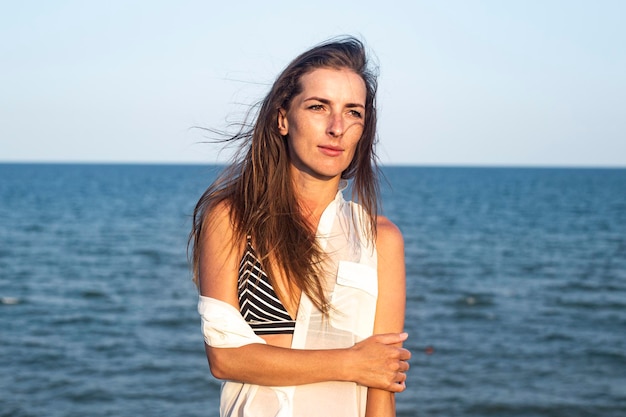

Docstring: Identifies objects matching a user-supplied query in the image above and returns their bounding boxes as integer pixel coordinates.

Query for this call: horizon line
[1,160,625,170]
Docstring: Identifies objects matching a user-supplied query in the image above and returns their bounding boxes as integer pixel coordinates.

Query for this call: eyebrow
[304,96,365,109]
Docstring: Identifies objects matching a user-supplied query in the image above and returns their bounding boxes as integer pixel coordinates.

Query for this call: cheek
[347,127,364,151]
[286,134,306,162]
[343,141,361,168]
[286,115,312,141]
[348,130,366,157]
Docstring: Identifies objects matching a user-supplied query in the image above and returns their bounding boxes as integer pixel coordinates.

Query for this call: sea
[1,163,625,417]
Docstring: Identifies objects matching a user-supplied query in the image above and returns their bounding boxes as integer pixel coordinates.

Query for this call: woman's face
[278,67,366,182]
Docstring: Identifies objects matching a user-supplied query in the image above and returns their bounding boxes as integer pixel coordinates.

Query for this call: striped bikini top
[237,237,296,335]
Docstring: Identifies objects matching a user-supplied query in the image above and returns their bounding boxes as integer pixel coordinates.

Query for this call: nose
[327,112,344,138]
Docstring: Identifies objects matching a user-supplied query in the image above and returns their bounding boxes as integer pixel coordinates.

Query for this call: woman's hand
[348,333,411,392]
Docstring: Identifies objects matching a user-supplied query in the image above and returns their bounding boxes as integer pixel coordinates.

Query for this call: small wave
[452,293,495,307]
[0,297,20,305]
[452,310,497,321]
[23,224,45,233]
[552,297,626,310]
[66,387,115,403]
[51,315,117,326]
[93,340,127,353]
[148,317,191,328]
[80,290,108,299]
[552,280,626,293]
[585,348,626,366]
[133,249,163,264]
[542,332,574,342]
[464,402,621,417]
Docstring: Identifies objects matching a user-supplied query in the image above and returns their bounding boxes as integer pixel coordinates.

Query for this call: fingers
[397,347,412,361]
[387,356,410,393]
[376,356,410,392]
[371,332,409,345]
[388,371,408,393]
[372,365,410,393]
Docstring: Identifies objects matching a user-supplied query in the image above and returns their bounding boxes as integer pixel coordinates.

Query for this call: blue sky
[1,0,625,166]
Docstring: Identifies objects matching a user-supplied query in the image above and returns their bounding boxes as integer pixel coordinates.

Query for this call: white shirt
[198,185,378,417]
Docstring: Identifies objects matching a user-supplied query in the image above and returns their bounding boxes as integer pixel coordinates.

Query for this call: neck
[291,172,341,228]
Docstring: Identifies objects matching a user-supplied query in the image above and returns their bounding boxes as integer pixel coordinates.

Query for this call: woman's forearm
[206,332,409,391]
[365,388,396,417]
[207,343,350,386]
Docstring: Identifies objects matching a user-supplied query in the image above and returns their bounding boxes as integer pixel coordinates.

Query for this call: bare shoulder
[200,198,241,253]
[198,199,242,302]
[203,199,233,231]
[376,216,404,254]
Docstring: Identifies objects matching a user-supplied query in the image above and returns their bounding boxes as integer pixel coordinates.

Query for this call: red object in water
[424,346,434,355]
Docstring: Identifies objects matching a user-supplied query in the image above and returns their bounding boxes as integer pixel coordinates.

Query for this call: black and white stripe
[238,239,295,335]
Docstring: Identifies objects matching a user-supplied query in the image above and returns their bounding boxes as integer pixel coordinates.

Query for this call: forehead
[297,68,366,103]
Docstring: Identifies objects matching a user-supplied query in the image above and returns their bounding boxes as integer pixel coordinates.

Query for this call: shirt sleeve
[198,295,267,348]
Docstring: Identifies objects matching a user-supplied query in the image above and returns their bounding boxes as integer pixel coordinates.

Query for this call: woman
[191,37,410,417]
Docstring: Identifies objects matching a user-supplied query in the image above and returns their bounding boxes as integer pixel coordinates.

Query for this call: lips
[318,145,344,157]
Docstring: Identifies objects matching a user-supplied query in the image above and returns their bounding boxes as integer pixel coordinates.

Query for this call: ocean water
[1,164,625,417]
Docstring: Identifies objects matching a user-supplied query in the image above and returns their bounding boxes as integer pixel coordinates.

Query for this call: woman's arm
[366,216,409,416]
[198,202,410,391]
[206,333,409,389]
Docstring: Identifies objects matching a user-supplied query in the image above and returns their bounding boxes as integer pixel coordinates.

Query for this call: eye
[308,104,325,111]
[348,109,363,119]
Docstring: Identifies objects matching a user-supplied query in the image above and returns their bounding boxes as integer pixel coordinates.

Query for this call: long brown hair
[190,36,380,313]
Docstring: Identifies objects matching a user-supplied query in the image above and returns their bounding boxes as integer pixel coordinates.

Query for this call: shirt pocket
[330,261,378,340]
